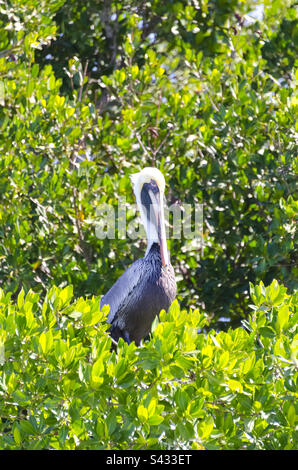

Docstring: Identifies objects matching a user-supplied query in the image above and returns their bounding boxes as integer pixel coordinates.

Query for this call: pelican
[101,167,177,345]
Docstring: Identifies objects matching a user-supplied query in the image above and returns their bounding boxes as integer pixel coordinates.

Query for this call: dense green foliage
[0,280,297,450]
[0,0,297,324]
[0,0,297,452]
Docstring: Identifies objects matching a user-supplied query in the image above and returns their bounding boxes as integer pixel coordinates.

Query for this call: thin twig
[128,125,151,158]
[153,129,171,158]
[78,60,89,102]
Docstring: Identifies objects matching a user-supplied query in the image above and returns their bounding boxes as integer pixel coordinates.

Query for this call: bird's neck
[143,215,159,256]
[145,241,161,260]
[145,239,157,257]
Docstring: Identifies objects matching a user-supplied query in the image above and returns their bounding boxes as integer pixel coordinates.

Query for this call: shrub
[0,280,297,450]
[0,0,297,324]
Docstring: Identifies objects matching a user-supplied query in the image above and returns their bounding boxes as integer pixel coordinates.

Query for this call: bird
[101,167,177,346]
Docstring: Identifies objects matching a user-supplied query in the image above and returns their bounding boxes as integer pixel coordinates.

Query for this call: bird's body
[101,167,177,345]
[102,243,176,345]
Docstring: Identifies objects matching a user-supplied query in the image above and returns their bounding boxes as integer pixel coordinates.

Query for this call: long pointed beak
[148,189,169,267]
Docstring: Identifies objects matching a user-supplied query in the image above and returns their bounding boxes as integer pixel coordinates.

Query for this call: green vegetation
[0,280,297,449]
[1,0,297,321]
[0,0,297,451]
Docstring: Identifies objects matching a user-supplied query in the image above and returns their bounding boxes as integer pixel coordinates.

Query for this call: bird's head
[130,167,168,266]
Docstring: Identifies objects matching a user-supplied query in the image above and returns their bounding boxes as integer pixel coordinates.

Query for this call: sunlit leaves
[0,0,297,451]
[0,0,296,329]
[2,281,296,449]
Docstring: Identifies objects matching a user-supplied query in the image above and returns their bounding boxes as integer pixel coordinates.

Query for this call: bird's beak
[148,189,169,267]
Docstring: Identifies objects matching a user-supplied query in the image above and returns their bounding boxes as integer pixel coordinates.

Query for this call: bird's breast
[104,243,177,345]
[117,259,176,344]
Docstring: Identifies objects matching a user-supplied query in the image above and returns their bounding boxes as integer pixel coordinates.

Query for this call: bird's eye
[149,179,159,194]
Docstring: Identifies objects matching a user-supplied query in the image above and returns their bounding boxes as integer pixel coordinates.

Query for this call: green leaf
[227,379,243,393]
[59,285,73,306]
[275,304,290,332]
[17,288,25,309]
[287,404,296,427]
[106,409,117,435]
[137,405,148,423]
[177,421,194,440]
[13,425,22,446]
[148,414,164,426]
[197,417,214,440]
[175,389,188,412]
[96,418,108,439]
[218,350,229,369]
[47,75,56,91]
[31,63,39,78]
[91,358,104,385]
[39,330,53,355]
[19,419,36,436]
[188,397,205,418]
[81,309,105,327]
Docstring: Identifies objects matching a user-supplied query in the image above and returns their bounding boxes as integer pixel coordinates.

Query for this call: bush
[0,0,297,325]
[0,0,297,451]
[0,280,297,450]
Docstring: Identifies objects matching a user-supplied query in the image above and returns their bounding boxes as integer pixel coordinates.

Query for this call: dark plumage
[101,243,176,345]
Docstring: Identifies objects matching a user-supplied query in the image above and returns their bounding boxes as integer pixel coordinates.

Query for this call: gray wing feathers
[100,258,144,325]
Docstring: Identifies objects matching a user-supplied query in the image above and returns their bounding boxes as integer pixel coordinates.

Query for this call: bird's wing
[100,257,145,325]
